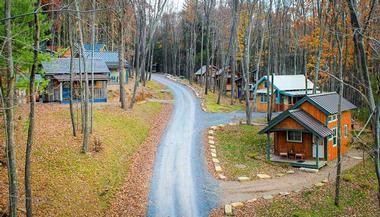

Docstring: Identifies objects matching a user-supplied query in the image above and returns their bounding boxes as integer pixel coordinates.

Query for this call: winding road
[147,74,265,217]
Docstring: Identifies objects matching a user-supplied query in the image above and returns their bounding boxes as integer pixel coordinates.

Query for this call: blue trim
[61,98,107,104]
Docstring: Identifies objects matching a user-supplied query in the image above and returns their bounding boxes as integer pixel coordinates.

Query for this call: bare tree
[69,13,77,137]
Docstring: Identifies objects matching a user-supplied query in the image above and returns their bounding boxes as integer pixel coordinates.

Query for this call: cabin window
[328,114,338,123]
[328,127,338,147]
[287,131,302,143]
[264,81,268,88]
[260,95,268,103]
[344,124,348,138]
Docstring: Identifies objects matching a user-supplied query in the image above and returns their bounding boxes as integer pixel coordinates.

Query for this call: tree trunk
[69,14,77,137]
[313,0,324,94]
[4,0,19,215]
[74,0,90,153]
[90,0,96,132]
[119,5,126,110]
[25,2,41,216]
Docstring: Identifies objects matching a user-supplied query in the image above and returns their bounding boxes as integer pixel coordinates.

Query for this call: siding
[275,117,304,129]
[300,101,327,124]
[327,111,351,160]
[274,131,313,159]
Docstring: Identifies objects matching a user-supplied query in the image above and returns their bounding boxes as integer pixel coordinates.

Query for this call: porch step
[300,167,319,173]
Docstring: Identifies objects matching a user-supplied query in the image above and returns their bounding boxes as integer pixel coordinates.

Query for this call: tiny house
[194,65,218,84]
[252,74,318,112]
[260,92,356,169]
[42,58,110,103]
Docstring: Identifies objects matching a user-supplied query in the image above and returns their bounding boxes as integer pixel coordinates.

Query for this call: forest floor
[0,80,172,216]
[210,159,379,217]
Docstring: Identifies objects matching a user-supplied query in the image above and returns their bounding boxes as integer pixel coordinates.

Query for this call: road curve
[147,74,265,217]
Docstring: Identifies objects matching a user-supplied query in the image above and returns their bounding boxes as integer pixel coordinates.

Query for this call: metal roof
[260,109,333,138]
[52,74,109,81]
[42,58,110,74]
[282,89,321,96]
[306,92,357,114]
[290,109,333,137]
[83,51,130,69]
[255,74,315,91]
[84,43,106,51]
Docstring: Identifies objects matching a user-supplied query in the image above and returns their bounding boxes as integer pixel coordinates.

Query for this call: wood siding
[275,117,304,129]
[326,111,351,160]
[274,131,313,159]
[299,101,327,123]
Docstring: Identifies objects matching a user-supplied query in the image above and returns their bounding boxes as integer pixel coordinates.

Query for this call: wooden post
[316,136,319,168]
[266,132,271,161]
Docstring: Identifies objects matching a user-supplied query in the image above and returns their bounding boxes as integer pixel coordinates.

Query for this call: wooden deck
[271,155,327,169]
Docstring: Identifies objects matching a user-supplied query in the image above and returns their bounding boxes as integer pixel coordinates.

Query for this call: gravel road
[147,74,265,217]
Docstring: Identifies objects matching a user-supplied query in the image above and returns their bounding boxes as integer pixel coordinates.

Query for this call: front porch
[271,155,327,169]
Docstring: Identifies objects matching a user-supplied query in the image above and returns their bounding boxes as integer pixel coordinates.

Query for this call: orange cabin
[260,92,356,169]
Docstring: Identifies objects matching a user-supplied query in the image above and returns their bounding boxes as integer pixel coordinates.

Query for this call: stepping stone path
[263,194,273,200]
[286,170,295,174]
[215,164,223,172]
[234,164,247,169]
[247,198,257,203]
[315,182,324,187]
[257,174,271,179]
[279,192,290,196]
[238,176,250,182]
[224,204,233,216]
[231,202,244,208]
[212,158,220,163]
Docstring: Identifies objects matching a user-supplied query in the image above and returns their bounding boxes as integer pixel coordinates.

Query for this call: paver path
[219,149,364,204]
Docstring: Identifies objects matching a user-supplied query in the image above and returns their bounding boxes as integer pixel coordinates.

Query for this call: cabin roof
[293,92,357,114]
[83,51,130,69]
[51,74,109,81]
[84,43,106,51]
[260,109,333,138]
[253,74,315,91]
[42,58,110,74]
[194,65,218,75]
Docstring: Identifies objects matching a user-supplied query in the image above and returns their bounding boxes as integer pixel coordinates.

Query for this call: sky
[170,0,186,12]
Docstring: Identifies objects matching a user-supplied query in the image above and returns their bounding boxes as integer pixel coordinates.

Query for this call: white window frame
[286,131,303,143]
[344,124,348,138]
[329,127,338,147]
[328,114,338,123]
[260,95,268,104]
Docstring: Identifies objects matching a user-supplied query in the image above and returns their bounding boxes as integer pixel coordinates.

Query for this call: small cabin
[252,74,318,112]
[83,51,130,85]
[41,58,109,103]
[194,65,218,84]
[260,92,357,169]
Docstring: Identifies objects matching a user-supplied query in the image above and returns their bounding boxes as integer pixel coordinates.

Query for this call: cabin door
[312,136,324,158]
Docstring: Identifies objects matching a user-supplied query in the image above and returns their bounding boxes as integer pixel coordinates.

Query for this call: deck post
[266,132,270,161]
[316,136,319,168]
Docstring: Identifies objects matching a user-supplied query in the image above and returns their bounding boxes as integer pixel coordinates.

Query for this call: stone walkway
[219,149,364,204]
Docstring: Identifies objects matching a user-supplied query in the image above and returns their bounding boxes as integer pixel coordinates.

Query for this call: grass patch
[146,80,172,100]
[215,125,288,179]
[204,92,244,113]
[255,160,380,217]
[0,98,164,215]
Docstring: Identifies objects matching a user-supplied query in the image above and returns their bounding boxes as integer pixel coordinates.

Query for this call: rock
[279,192,290,196]
[210,149,216,154]
[231,202,244,208]
[276,173,285,177]
[300,168,319,173]
[210,126,218,130]
[322,179,329,183]
[211,152,217,158]
[352,156,363,160]
[212,158,220,163]
[219,174,226,180]
[257,174,271,179]
[208,130,215,135]
[263,194,273,200]
[208,136,215,140]
[315,182,324,187]
[209,140,215,145]
[238,176,250,182]
[224,204,233,216]
[210,144,216,148]
[228,122,238,126]
[294,189,301,193]
[247,198,257,203]
[234,164,247,169]
[286,170,295,174]
[218,124,225,127]
[215,164,223,172]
